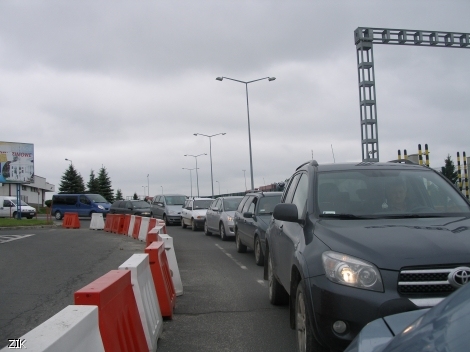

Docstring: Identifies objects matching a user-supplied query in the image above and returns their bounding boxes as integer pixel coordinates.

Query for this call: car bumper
[193,218,205,227]
[167,215,181,224]
[307,272,425,351]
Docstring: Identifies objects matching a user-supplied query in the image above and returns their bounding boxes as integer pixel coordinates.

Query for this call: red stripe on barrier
[132,216,142,239]
[74,270,148,352]
[121,214,131,235]
[145,241,176,319]
[112,215,125,234]
[63,212,80,229]
[104,214,114,232]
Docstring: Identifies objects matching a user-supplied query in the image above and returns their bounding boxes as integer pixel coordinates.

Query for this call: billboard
[0,141,34,184]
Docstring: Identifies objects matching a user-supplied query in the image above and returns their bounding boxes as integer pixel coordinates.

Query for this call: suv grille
[398,267,465,296]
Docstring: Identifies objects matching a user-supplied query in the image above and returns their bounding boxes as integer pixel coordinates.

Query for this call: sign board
[0,141,34,184]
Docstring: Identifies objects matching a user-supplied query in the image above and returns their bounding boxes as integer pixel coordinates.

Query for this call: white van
[0,196,37,219]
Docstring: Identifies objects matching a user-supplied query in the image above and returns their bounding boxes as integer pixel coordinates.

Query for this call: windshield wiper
[319,213,370,219]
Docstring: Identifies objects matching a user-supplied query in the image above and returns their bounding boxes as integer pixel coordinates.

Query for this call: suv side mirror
[243,212,254,219]
[273,203,300,223]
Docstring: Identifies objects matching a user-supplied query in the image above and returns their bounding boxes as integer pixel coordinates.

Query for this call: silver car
[204,196,243,240]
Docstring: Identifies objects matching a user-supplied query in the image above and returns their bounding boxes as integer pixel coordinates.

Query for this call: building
[0,175,55,207]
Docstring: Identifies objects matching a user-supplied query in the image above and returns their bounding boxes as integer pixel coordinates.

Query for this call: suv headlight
[322,251,383,292]
[98,205,105,210]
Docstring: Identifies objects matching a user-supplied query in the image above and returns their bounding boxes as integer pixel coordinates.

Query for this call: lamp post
[216,180,220,195]
[142,186,147,199]
[242,169,247,191]
[147,174,150,196]
[184,153,206,197]
[194,133,226,197]
[216,76,276,191]
[65,158,72,165]
[182,167,198,198]
[160,186,163,195]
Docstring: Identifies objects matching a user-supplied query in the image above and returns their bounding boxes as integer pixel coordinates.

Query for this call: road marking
[215,243,248,270]
[0,234,35,244]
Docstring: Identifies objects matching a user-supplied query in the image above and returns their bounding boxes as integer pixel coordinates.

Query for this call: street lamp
[242,169,247,191]
[184,153,207,197]
[147,174,150,196]
[65,158,72,165]
[216,76,276,190]
[142,186,147,199]
[182,167,198,198]
[160,186,163,195]
[194,132,226,197]
[216,180,221,195]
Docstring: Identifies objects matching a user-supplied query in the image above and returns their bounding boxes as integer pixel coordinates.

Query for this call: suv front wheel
[254,235,265,266]
[295,283,328,352]
[235,229,247,253]
[268,250,288,305]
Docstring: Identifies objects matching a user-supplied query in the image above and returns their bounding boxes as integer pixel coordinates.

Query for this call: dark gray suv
[264,160,470,352]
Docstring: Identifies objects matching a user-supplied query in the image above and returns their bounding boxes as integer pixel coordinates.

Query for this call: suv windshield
[257,195,282,215]
[223,197,243,211]
[165,196,186,205]
[317,169,470,217]
[194,200,213,209]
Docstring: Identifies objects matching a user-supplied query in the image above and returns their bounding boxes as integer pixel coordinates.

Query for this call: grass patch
[0,218,54,227]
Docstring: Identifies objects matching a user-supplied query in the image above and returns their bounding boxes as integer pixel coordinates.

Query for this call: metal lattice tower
[354,27,470,162]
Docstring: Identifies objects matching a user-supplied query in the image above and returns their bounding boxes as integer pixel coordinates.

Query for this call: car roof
[245,191,283,197]
[296,160,432,172]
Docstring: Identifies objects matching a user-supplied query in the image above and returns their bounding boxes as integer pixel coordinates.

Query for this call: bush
[45,199,52,208]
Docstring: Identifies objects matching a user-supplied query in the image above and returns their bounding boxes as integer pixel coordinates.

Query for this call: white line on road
[215,243,248,270]
[0,234,35,244]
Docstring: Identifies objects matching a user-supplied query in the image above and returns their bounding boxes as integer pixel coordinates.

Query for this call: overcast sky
[1,1,469,199]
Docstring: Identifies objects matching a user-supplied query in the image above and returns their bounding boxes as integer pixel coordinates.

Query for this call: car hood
[167,205,183,212]
[192,209,208,216]
[18,205,36,211]
[315,216,470,270]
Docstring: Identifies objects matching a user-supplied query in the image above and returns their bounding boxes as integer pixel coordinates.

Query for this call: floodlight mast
[354,27,470,162]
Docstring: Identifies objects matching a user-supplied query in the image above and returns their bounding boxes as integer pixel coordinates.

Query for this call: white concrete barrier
[128,215,136,237]
[159,234,183,296]
[89,213,104,230]
[119,254,163,352]
[138,217,150,242]
[0,305,104,352]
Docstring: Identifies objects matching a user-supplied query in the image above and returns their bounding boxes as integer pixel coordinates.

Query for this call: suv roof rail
[388,159,418,165]
[296,159,318,171]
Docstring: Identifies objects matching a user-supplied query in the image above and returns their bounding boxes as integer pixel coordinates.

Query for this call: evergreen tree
[87,169,101,194]
[58,164,85,193]
[441,155,458,185]
[97,166,114,203]
[115,189,124,201]
[133,192,139,200]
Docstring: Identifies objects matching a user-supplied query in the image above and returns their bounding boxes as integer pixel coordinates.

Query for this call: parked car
[181,197,213,231]
[345,279,470,352]
[150,194,186,225]
[51,194,111,220]
[0,196,36,219]
[234,191,282,265]
[110,200,151,217]
[204,196,243,240]
[264,159,470,352]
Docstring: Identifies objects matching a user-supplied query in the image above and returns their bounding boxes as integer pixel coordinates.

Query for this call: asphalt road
[0,221,296,351]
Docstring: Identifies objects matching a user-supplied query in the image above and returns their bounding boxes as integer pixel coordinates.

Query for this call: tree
[115,189,124,201]
[133,192,139,200]
[58,164,85,194]
[97,166,114,203]
[441,155,458,185]
[87,169,101,194]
